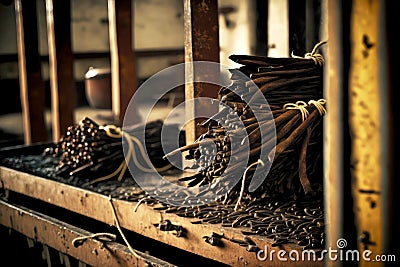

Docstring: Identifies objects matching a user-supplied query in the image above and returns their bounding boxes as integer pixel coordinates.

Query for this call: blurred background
[0,0,276,147]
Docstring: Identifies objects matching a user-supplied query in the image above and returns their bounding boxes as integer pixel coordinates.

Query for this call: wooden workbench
[0,144,323,267]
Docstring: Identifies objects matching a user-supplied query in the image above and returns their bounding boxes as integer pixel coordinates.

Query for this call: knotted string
[284,101,310,122]
[234,159,265,211]
[291,41,327,66]
[283,99,327,122]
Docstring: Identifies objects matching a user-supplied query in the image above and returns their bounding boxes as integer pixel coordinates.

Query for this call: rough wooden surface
[108,0,138,126]
[0,199,175,267]
[349,0,389,265]
[323,2,344,267]
[184,0,220,144]
[45,0,75,142]
[0,167,323,266]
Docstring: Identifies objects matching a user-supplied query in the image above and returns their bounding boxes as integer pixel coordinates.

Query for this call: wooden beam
[108,0,138,126]
[323,1,345,266]
[45,0,75,142]
[0,200,176,267]
[0,167,322,267]
[14,0,47,144]
[184,0,220,144]
[349,0,391,264]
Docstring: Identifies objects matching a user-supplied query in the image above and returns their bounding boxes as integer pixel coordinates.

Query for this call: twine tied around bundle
[83,124,172,186]
[284,101,310,122]
[284,99,327,122]
[308,99,327,116]
[291,41,327,66]
[235,159,265,211]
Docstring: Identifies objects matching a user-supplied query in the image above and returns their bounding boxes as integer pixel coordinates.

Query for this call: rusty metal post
[349,0,391,264]
[184,0,220,144]
[323,1,345,266]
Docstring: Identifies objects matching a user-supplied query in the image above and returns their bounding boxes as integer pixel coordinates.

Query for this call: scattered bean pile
[107,185,325,250]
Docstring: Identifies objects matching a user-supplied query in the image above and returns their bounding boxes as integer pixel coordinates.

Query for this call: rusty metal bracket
[202,232,224,247]
[153,219,187,238]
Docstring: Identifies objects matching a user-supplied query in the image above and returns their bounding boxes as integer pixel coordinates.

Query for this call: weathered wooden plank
[45,0,75,142]
[349,0,390,265]
[0,199,175,267]
[15,0,47,144]
[0,167,322,267]
[184,0,220,144]
[107,0,138,126]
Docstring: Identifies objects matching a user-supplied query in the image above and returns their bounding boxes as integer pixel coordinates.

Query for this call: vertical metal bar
[108,0,137,126]
[184,0,220,144]
[349,0,388,263]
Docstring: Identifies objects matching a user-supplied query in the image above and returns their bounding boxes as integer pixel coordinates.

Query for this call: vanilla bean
[229,54,307,65]
[250,67,319,78]
[257,76,321,94]
[298,127,313,194]
[276,113,301,141]
[269,108,319,162]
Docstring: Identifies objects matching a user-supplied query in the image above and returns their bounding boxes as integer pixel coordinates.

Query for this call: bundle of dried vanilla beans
[170,49,326,204]
[44,117,183,184]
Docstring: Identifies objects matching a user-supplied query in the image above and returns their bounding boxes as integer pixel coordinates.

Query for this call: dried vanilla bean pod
[298,127,313,194]
[257,75,321,95]
[276,113,301,141]
[199,107,230,128]
[250,67,320,78]
[257,59,317,71]
[229,54,310,66]
[269,108,320,162]
[245,76,281,87]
